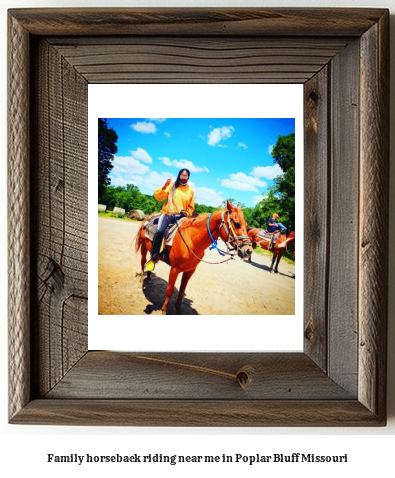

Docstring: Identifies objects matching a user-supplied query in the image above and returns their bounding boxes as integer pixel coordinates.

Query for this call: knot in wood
[308,90,319,103]
[236,365,255,390]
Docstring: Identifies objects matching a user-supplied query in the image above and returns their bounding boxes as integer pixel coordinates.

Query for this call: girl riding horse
[136,201,252,314]
[146,168,195,271]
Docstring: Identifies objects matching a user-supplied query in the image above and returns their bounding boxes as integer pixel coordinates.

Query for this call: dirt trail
[98,216,295,315]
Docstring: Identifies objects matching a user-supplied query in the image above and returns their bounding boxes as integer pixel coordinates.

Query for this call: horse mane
[179,211,221,229]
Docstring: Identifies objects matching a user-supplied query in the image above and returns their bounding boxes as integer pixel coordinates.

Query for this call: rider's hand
[163,178,172,189]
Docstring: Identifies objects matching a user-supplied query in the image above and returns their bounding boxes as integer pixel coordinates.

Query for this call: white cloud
[110,165,172,195]
[158,156,172,167]
[112,156,150,176]
[130,147,152,164]
[251,164,282,180]
[222,179,258,192]
[221,172,267,192]
[131,121,157,134]
[158,157,209,173]
[194,187,223,207]
[164,132,171,137]
[238,142,248,149]
[149,118,166,123]
[268,145,274,154]
[253,194,268,204]
[141,171,174,192]
[207,126,234,147]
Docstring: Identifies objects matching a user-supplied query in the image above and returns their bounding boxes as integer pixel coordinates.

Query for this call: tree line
[98,119,295,232]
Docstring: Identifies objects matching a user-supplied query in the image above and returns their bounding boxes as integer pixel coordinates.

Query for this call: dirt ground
[98,216,295,315]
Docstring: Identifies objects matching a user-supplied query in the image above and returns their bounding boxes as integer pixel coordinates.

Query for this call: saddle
[257,229,281,246]
[143,213,188,246]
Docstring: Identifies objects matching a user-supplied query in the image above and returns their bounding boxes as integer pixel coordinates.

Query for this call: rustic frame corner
[8,7,389,426]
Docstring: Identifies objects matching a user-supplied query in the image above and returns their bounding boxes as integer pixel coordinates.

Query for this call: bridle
[173,209,251,264]
[207,210,251,256]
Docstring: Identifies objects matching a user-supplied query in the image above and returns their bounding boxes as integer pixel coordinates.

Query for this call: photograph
[97,117,296,316]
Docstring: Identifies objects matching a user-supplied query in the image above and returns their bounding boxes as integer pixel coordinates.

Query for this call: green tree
[220,198,245,209]
[254,132,295,231]
[272,133,295,229]
[98,183,221,217]
[98,118,118,198]
[272,133,295,173]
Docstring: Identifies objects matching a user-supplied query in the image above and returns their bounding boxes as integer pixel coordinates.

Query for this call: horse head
[222,201,253,259]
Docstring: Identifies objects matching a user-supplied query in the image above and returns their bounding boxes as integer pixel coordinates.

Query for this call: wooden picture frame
[8,8,389,426]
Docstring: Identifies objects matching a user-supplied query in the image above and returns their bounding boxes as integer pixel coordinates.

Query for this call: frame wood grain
[8,8,389,426]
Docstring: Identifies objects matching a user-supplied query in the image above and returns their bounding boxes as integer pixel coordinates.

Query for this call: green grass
[253,246,295,264]
[98,211,139,222]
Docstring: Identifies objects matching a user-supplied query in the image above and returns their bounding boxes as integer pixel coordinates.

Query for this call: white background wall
[1,1,394,476]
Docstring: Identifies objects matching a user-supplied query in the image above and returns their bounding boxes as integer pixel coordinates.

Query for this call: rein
[174,210,250,265]
[207,211,249,256]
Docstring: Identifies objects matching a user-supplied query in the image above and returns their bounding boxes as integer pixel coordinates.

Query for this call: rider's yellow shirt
[154,183,195,216]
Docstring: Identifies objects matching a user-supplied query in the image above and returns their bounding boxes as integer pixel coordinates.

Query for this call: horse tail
[135,222,145,253]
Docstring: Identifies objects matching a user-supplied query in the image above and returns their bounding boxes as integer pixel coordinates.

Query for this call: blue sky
[106,117,295,208]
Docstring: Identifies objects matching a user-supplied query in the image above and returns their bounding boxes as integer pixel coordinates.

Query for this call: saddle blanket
[257,230,280,244]
[143,213,188,246]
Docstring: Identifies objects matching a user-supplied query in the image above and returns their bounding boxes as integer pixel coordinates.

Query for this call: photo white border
[88,84,303,352]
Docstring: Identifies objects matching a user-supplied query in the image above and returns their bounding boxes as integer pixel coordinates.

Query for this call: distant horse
[135,201,253,314]
[247,228,295,274]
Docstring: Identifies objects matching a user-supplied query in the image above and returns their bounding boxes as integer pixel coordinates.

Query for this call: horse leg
[139,241,148,288]
[274,252,283,274]
[270,253,277,273]
[162,267,179,315]
[247,241,257,263]
[175,270,195,314]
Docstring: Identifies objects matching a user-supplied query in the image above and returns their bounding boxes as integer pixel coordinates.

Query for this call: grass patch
[98,211,139,222]
[253,246,295,264]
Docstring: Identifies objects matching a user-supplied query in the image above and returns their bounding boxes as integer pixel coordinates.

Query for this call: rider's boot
[145,232,163,271]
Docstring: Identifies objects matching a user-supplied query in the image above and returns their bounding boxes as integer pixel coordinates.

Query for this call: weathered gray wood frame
[8,8,389,426]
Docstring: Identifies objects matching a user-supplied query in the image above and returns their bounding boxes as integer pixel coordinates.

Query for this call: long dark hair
[174,168,190,188]
[169,169,190,212]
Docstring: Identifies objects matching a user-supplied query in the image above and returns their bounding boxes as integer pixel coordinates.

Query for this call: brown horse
[135,201,252,314]
[247,228,295,274]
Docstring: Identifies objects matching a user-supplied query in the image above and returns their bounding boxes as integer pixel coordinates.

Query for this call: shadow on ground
[245,259,295,279]
[141,273,199,315]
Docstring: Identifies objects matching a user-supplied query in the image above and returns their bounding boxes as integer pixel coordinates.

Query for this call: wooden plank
[32,40,88,397]
[8,13,31,421]
[31,39,51,399]
[46,352,354,400]
[48,36,350,51]
[359,13,389,420]
[80,73,311,84]
[303,67,330,371]
[8,8,389,426]
[327,39,360,395]
[11,399,383,427]
[49,36,349,85]
[8,8,387,37]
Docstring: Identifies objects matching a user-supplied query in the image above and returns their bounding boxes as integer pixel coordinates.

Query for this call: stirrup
[145,259,156,271]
